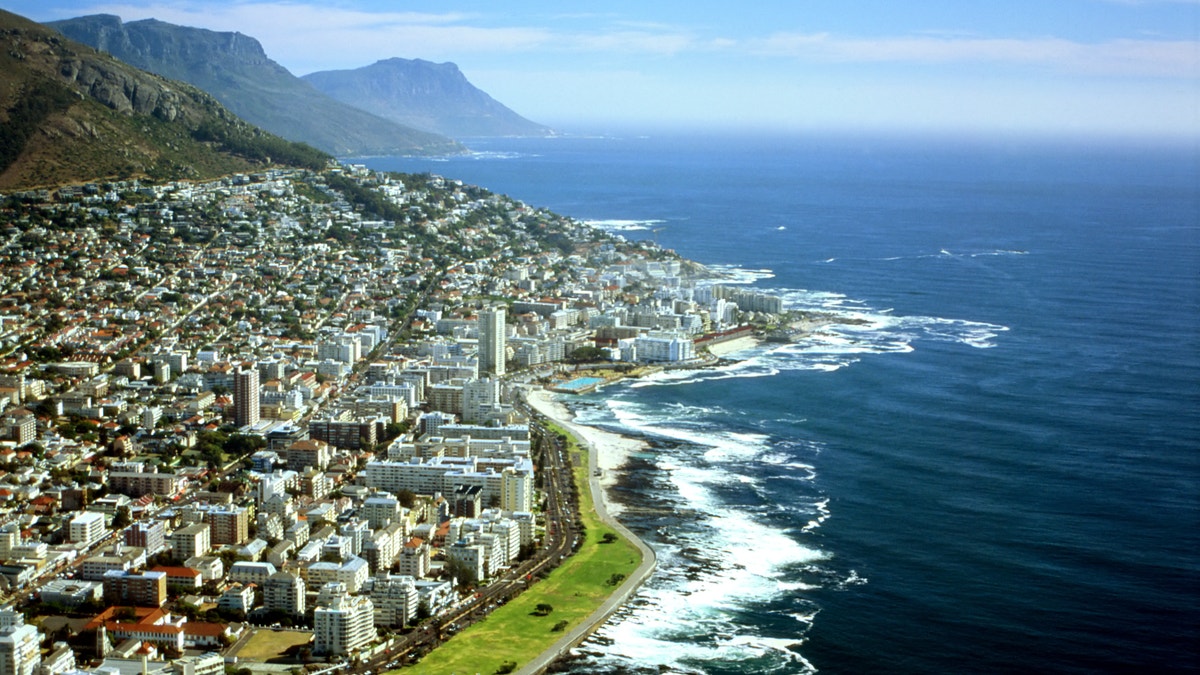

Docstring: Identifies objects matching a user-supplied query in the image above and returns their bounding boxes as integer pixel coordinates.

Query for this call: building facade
[171,523,211,561]
[0,607,41,675]
[68,511,106,546]
[262,571,306,616]
[233,367,260,428]
[204,506,249,546]
[477,308,506,377]
[313,582,376,656]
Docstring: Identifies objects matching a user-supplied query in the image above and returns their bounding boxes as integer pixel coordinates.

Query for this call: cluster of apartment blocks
[30,423,535,644]
[416,278,784,370]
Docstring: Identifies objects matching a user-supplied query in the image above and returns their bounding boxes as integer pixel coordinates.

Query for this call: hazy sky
[8,0,1200,138]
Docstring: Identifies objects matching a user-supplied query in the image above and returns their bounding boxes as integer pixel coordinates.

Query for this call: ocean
[358,133,1200,674]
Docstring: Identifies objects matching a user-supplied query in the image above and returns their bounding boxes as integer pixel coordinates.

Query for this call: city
[0,164,788,675]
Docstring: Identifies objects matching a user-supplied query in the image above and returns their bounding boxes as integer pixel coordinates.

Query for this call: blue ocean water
[359,134,1200,674]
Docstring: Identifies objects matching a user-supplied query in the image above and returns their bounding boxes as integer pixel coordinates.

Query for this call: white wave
[465,150,529,160]
[776,226,787,231]
[627,358,781,388]
[970,249,1029,257]
[702,264,776,285]
[876,248,1029,262]
[582,218,666,232]
[801,499,831,533]
[756,452,816,471]
[789,609,820,624]
[839,569,869,589]
[561,397,829,674]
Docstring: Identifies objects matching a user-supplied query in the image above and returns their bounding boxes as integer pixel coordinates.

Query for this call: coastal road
[358,393,581,672]
[516,388,658,675]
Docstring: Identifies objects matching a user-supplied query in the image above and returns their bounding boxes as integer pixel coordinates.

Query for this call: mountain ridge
[48,14,464,157]
[303,57,554,140]
[0,9,329,190]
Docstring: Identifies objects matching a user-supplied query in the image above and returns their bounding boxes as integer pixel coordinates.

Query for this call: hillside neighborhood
[0,165,787,675]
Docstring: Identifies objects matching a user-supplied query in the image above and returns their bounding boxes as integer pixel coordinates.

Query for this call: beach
[518,386,658,675]
[704,334,762,358]
[526,387,645,508]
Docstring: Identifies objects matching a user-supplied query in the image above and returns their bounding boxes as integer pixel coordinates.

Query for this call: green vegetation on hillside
[192,120,328,171]
[0,77,77,175]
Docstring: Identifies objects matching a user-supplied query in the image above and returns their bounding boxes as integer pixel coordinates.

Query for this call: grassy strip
[233,629,314,661]
[398,423,642,675]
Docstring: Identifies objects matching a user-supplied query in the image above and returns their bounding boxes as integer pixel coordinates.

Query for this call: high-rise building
[313,582,376,656]
[171,523,211,561]
[68,511,106,546]
[263,571,306,617]
[233,367,260,428]
[124,521,166,556]
[101,570,167,607]
[365,574,418,627]
[0,606,41,675]
[205,506,249,546]
[477,308,506,377]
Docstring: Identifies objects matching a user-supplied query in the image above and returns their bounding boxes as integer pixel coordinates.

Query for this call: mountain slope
[48,15,463,156]
[0,9,329,190]
[303,58,553,139]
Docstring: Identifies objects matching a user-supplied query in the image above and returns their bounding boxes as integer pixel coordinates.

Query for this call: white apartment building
[304,556,369,594]
[0,607,41,675]
[364,574,418,627]
[633,332,696,362]
[228,561,277,586]
[477,308,507,377]
[360,493,402,529]
[313,582,376,656]
[69,511,106,546]
[262,571,306,616]
[171,523,211,561]
[364,457,534,511]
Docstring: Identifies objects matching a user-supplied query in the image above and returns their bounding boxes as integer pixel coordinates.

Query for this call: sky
[6,0,1200,138]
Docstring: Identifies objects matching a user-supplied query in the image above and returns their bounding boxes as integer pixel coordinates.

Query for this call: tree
[112,505,132,529]
[533,603,553,616]
[442,558,477,590]
[396,489,416,509]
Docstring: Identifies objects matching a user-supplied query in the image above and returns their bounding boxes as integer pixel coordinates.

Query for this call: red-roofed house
[148,566,203,592]
[83,607,185,651]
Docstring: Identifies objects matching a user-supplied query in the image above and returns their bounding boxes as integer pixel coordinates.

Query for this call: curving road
[516,389,657,675]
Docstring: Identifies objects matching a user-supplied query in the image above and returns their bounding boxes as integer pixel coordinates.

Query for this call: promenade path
[518,391,657,675]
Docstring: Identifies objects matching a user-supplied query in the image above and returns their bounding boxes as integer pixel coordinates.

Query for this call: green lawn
[398,423,643,675]
[233,629,313,661]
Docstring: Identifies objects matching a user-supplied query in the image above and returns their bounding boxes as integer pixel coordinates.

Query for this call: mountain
[0,9,329,190]
[303,58,553,139]
[48,15,463,157]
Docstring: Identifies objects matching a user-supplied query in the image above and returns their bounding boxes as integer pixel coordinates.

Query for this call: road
[352,394,581,672]
[514,390,657,675]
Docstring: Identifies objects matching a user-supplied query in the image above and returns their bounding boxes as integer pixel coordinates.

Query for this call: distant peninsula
[304,58,554,140]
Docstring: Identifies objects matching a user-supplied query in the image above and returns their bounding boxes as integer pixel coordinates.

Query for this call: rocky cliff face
[50,15,463,156]
[3,19,193,122]
[0,9,326,189]
[56,56,184,120]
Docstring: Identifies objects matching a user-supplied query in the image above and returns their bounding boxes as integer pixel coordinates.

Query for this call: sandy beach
[526,387,646,513]
[705,334,762,357]
[517,386,658,675]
